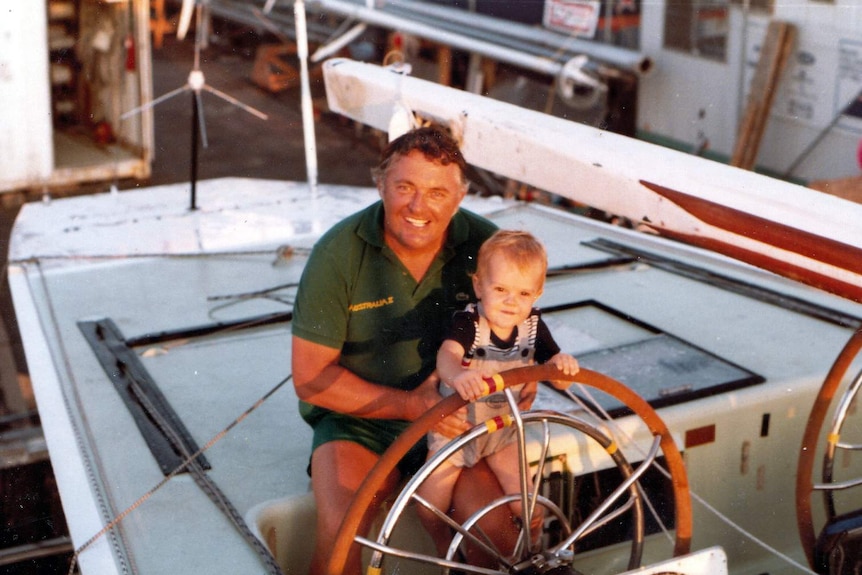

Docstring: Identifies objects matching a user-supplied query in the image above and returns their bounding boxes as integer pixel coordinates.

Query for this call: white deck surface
[8,177,862,573]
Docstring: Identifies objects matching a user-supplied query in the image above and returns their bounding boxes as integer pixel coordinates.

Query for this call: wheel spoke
[412,493,508,565]
[448,493,572,565]
[506,388,540,560]
[554,435,658,553]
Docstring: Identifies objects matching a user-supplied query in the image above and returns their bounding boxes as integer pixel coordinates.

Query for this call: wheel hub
[514,550,584,575]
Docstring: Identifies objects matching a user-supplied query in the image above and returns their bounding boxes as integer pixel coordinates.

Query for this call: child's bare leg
[416,458,463,557]
[486,443,544,541]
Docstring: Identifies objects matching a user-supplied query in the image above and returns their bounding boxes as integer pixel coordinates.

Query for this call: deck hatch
[78,318,210,475]
[539,301,764,416]
[585,237,862,329]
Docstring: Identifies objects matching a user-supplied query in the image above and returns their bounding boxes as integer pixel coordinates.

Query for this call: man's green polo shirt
[293,200,496,423]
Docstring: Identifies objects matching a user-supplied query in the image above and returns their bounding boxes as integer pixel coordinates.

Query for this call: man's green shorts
[301,405,428,476]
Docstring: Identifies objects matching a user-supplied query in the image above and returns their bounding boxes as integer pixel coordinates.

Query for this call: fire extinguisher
[125,1,136,72]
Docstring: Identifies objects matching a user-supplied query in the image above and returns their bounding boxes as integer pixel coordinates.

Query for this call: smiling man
[291,126,498,575]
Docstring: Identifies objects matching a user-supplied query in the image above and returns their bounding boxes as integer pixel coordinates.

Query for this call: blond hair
[476,230,548,280]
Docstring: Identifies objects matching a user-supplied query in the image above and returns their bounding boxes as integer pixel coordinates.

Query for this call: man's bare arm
[292,336,438,421]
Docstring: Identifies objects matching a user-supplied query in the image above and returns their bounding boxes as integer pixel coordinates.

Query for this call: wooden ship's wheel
[797,329,862,575]
[328,365,692,575]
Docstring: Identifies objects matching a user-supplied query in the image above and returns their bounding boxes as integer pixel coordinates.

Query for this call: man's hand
[517,381,538,411]
[412,372,471,438]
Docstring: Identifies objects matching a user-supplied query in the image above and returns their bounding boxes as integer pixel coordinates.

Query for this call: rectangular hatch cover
[538,301,764,416]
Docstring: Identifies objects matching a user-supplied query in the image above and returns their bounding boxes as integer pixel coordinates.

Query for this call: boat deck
[8,178,862,573]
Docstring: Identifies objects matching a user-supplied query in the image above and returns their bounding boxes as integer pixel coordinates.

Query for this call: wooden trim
[641,179,862,302]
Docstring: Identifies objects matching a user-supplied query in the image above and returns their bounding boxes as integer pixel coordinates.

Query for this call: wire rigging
[564,384,818,575]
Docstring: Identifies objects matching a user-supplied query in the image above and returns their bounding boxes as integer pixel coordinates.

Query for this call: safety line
[9,245,310,264]
[565,385,818,575]
[66,374,292,575]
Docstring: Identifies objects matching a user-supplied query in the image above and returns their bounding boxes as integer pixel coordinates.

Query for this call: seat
[814,507,862,575]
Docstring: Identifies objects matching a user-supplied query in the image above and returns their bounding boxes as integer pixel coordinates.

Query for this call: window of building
[663,0,731,61]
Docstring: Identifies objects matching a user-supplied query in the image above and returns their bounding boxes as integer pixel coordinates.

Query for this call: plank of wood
[150,0,176,50]
[731,21,796,170]
[437,44,453,87]
[250,43,300,93]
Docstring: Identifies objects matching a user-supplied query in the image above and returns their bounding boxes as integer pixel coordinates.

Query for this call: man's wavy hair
[371,125,469,191]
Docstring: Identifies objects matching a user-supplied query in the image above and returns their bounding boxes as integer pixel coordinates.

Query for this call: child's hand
[447,370,495,402]
[548,353,579,390]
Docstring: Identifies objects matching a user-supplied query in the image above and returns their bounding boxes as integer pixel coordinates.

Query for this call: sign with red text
[543,0,601,38]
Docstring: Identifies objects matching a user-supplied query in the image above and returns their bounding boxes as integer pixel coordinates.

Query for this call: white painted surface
[638,0,862,181]
[0,1,54,185]
[0,0,153,193]
[620,547,728,575]
[323,59,862,297]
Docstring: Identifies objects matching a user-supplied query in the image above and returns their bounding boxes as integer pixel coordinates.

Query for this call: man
[291,126,498,575]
